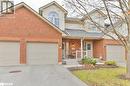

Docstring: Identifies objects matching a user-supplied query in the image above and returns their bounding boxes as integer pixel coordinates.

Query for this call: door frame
[85,41,93,57]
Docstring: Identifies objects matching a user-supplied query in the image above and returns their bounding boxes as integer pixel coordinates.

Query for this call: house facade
[0,2,64,65]
[39,1,126,66]
[0,1,126,66]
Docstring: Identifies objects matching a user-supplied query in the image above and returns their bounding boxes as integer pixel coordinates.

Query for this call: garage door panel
[0,60,19,65]
[0,42,20,66]
[106,45,126,66]
[27,43,58,65]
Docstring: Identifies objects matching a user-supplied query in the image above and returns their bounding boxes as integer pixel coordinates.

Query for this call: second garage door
[0,42,20,66]
[106,45,126,66]
[27,43,58,65]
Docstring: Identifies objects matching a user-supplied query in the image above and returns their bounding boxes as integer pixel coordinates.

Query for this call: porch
[62,38,104,68]
[62,29,104,65]
[62,38,98,63]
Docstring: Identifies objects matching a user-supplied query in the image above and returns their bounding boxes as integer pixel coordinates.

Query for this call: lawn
[72,67,130,86]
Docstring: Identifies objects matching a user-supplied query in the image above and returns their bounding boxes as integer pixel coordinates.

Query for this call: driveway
[0,65,87,86]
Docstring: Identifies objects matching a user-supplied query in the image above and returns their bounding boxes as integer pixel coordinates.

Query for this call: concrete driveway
[0,65,87,86]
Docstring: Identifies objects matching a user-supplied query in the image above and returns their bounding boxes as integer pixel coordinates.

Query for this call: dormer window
[48,11,59,27]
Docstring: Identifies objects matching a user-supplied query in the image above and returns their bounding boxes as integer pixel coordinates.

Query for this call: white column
[81,38,83,59]
[66,41,69,59]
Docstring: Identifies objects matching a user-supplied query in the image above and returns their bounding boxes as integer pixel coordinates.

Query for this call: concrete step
[64,59,79,65]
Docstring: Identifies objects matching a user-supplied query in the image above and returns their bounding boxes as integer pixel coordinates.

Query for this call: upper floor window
[87,21,99,32]
[0,1,14,14]
[48,11,59,27]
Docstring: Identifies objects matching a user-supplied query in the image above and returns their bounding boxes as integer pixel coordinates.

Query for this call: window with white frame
[87,21,99,32]
[48,11,59,27]
[0,1,14,14]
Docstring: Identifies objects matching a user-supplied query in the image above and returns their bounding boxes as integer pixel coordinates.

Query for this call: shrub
[91,59,97,65]
[105,61,116,65]
[82,56,97,65]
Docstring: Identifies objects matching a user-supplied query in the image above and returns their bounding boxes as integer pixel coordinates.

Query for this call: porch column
[81,38,83,59]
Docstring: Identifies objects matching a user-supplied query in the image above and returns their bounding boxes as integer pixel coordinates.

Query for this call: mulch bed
[68,64,118,71]
[95,64,118,68]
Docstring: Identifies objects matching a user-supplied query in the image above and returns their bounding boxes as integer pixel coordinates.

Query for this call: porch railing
[76,50,86,61]
[76,50,92,61]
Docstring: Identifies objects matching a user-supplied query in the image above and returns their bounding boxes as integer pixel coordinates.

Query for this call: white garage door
[27,43,58,65]
[106,45,126,66]
[0,42,20,66]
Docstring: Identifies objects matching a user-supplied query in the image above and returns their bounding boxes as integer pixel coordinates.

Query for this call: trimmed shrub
[105,61,116,65]
[82,56,97,65]
[91,59,97,65]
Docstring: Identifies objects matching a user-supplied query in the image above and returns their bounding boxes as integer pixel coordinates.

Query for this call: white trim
[39,1,68,14]
[48,11,59,27]
[80,38,83,59]
[76,50,88,61]
[85,41,93,57]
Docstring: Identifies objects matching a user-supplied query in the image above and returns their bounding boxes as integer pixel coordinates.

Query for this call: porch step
[63,64,84,70]
[64,59,80,65]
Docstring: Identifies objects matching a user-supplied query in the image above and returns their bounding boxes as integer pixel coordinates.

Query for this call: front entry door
[86,42,93,57]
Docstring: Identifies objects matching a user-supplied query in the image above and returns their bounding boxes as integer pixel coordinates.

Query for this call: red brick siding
[0,6,62,64]
[93,39,125,60]
[93,40,104,59]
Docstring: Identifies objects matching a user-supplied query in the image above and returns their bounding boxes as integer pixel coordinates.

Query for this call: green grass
[72,67,130,86]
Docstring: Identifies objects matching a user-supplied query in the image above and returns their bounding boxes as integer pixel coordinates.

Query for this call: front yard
[72,67,130,86]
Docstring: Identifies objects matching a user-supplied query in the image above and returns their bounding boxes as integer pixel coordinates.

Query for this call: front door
[86,42,93,57]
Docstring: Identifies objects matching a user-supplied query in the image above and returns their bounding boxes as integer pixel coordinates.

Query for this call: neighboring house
[39,1,126,66]
[0,1,126,66]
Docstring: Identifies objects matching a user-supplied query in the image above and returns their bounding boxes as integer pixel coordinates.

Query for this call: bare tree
[65,0,130,78]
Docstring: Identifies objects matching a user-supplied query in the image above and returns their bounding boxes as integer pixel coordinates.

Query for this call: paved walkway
[0,65,87,86]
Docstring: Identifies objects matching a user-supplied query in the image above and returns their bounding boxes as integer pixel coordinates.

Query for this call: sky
[14,0,64,11]
[12,0,121,18]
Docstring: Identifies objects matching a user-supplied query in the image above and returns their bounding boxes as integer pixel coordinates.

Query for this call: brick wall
[0,6,62,64]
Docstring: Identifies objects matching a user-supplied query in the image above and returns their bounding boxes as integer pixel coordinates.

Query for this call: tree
[65,0,130,78]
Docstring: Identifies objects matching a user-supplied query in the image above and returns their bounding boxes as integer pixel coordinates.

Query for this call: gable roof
[12,2,66,36]
[89,9,106,16]
[82,8,107,21]
[39,1,68,14]
[106,20,124,30]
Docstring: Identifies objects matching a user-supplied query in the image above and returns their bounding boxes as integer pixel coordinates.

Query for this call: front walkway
[0,65,87,86]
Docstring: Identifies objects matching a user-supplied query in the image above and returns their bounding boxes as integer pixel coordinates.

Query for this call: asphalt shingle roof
[65,29,103,38]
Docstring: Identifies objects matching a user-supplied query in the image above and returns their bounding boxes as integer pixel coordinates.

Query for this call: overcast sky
[12,0,121,18]
[14,0,64,11]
